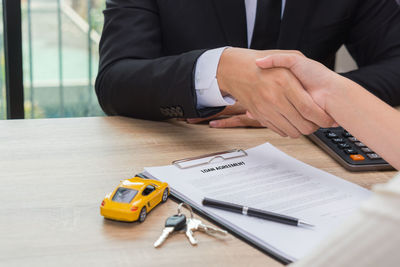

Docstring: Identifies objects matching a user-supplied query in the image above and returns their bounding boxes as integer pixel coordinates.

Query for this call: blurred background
[0,0,105,119]
[0,0,357,120]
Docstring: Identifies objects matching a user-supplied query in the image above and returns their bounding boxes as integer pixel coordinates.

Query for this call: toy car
[100,176,169,222]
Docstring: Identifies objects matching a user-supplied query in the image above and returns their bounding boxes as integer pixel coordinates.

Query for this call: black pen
[202,197,314,228]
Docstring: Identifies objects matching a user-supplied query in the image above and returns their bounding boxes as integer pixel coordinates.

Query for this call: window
[142,185,156,196]
[0,1,6,119]
[2,0,106,119]
[112,187,138,203]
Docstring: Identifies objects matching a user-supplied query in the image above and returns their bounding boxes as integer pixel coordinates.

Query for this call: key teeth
[199,223,227,235]
[154,237,164,248]
[209,227,228,235]
[154,236,166,248]
[154,227,175,248]
[185,232,198,246]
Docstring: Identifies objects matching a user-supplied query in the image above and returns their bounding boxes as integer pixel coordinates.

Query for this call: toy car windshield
[112,187,138,203]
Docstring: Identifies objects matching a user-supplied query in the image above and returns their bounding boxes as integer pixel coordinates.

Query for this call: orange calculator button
[350,154,365,161]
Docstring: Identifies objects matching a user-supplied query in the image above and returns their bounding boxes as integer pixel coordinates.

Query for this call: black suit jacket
[95,0,400,120]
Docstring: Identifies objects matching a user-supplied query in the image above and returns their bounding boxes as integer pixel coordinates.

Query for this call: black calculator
[308,127,393,171]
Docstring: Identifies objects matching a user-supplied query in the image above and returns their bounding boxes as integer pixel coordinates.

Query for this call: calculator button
[348,137,358,142]
[367,153,382,160]
[343,132,353,138]
[332,138,345,144]
[350,154,365,161]
[361,147,373,153]
[344,149,357,155]
[326,132,338,138]
[354,142,366,147]
[338,143,351,149]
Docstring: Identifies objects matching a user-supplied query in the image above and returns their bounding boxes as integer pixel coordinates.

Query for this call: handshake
[189,48,342,138]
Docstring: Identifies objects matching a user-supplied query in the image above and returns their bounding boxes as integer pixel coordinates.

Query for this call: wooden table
[0,117,396,267]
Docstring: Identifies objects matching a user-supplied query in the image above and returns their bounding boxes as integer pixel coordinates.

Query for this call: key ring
[177,202,194,219]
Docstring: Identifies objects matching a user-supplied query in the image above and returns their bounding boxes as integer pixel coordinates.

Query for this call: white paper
[145,143,371,261]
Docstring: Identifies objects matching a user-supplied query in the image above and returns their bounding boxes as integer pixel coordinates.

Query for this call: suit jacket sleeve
[95,0,224,120]
[342,0,400,106]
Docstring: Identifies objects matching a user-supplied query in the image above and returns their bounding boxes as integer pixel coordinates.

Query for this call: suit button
[175,106,184,117]
[160,107,172,117]
[160,106,184,118]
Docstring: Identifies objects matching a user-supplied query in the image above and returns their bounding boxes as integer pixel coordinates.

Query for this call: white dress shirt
[195,0,287,109]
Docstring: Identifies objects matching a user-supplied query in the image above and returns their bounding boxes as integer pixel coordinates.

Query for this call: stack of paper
[144,143,371,263]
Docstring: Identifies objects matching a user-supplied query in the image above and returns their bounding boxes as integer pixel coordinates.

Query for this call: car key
[185,218,199,245]
[154,214,187,248]
[195,219,228,235]
[186,217,227,245]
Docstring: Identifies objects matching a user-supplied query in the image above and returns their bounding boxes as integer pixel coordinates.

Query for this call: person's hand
[186,102,263,128]
[216,48,335,138]
[255,51,342,111]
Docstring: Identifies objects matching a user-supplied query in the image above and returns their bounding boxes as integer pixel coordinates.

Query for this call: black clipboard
[137,149,293,265]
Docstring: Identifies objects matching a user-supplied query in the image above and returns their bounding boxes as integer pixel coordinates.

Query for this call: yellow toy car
[100,176,169,222]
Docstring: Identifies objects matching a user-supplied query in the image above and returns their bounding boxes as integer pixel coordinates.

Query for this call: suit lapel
[212,0,248,48]
[278,0,313,49]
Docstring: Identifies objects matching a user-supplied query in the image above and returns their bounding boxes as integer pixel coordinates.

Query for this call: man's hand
[255,52,340,111]
[186,103,263,128]
[216,48,335,137]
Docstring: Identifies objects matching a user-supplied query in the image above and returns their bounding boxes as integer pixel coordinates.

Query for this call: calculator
[308,127,393,171]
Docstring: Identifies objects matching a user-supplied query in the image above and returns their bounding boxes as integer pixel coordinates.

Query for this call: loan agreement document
[144,143,371,262]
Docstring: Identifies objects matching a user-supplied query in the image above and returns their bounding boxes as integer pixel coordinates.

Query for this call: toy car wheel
[162,188,169,203]
[139,207,147,223]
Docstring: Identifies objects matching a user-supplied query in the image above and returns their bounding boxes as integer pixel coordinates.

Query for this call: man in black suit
[95,0,400,137]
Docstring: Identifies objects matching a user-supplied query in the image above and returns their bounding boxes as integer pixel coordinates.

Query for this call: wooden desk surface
[0,117,396,267]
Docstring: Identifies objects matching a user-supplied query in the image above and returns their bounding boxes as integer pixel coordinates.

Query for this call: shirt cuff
[195,47,236,109]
